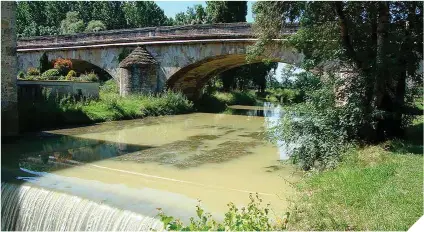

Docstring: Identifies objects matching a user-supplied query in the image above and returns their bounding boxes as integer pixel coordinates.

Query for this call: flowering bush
[53,58,72,75]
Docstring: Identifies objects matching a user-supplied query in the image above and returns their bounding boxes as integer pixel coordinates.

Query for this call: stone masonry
[1,1,18,136]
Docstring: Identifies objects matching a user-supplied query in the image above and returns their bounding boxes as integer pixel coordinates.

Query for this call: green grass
[195,91,259,113]
[289,117,423,231]
[19,85,194,132]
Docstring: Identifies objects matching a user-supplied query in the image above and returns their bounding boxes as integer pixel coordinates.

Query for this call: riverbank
[18,87,194,132]
[288,116,423,231]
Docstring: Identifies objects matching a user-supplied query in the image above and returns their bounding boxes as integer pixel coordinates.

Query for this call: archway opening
[166,54,289,100]
[70,59,113,82]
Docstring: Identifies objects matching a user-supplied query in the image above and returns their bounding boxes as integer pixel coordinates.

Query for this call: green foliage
[90,1,127,30]
[289,142,423,231]
[269,79,365,170]
[60,11,85,34]
[27,67,40,76]
[17,71,26,79]
[174,4,209,25]
[159,194,287,231]
[41,69,61,80]
[266,88,304,104]
[85,20,106,32]
[252,1,423,141]
[66,70,77,80]
[206,1,248,23]
[19,89,194,132]
[123,1,168,28]
[100,79,119,94]
[39,53,50,73]
[196,91,258,113]
[79,72,99,82]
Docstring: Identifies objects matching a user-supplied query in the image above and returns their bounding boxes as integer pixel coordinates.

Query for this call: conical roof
[119,47,157,68]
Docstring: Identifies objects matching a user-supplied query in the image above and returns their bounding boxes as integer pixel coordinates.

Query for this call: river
[1,103,300,230]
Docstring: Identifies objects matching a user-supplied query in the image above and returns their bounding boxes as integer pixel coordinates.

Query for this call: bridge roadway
[17,23,298,51]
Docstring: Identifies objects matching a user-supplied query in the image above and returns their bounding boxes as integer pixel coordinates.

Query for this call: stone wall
[18,80,100,100]
[1,1,18,136]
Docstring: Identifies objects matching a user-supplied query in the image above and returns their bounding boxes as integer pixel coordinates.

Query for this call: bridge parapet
[18,23,298,50]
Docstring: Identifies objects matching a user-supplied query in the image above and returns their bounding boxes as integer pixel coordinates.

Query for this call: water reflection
[227,103,289,160]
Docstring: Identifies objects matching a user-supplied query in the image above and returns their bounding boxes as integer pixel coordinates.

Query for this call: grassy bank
[19,83,194,132]
[195,91,260,112]
[288,116,423,231]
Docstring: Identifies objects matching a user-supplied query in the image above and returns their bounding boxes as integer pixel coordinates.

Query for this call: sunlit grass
[289,118,423,231]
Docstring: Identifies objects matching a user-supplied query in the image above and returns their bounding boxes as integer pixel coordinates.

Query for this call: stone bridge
[17,23,301,99]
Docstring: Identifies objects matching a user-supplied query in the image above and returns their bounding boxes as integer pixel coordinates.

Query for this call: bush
[39,52,50,73]
[41,69,61,80]
[27,67,40,76]
[100,79,119,94]
[158,194,287,231]
[17,71,25,79]
[269,82,363,170]
[53,58,72,75]
[66,70,77,80]
[85,20,106,32]
[80,72,99,82]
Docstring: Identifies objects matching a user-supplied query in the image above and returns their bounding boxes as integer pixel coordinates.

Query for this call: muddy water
[2,104,300,224]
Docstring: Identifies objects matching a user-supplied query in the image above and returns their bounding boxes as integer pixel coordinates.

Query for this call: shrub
[41,69,61,80]
[27,67,40,76]
[85,20,106,32]
[39,52,50,73]
[158,194,287,231]
[100,79,119,94]
[66,70,77,80]
[269,82,363,170]
[53,58,72,75]
[80,72,99,82]
[17,71,26,79]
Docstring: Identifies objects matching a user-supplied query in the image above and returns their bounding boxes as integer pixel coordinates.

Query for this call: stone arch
[69,59,113,81]
[164,46,304,99]
[17,47,126,80]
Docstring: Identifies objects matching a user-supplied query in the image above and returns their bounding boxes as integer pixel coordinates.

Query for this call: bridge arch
[17,47,126,81]
[159,43,304,99]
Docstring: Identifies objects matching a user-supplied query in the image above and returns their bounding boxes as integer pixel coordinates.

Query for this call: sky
[155,1,255,23]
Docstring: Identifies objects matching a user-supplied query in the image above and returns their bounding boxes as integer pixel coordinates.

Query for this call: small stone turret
[119,47,157,96]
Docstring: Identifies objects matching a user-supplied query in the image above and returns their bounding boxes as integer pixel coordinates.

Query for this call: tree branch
[334,1,362,69]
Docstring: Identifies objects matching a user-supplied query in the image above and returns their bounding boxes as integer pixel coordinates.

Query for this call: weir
[1,182,163,231]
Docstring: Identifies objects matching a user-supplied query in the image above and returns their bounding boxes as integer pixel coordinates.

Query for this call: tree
[123,1,168,28]
[174,4,209,25]
[39,52,49,73]
[206,1,247,23]
[252,1,423,140]
[91,1,127,30]
[60,11,85,34]
[85,20,107,32]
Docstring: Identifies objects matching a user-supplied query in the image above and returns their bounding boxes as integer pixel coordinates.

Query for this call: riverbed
[1,104,300,230]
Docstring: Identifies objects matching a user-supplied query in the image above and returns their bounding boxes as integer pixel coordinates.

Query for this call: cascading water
[1,182,163,231]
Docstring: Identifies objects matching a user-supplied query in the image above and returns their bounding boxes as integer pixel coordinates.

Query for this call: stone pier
[1,1,19,136]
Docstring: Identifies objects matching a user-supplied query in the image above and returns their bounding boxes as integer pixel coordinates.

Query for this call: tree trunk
[373,2,391,141]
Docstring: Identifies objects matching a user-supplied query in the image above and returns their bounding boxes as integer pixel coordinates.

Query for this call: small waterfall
[1,182,163,231]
